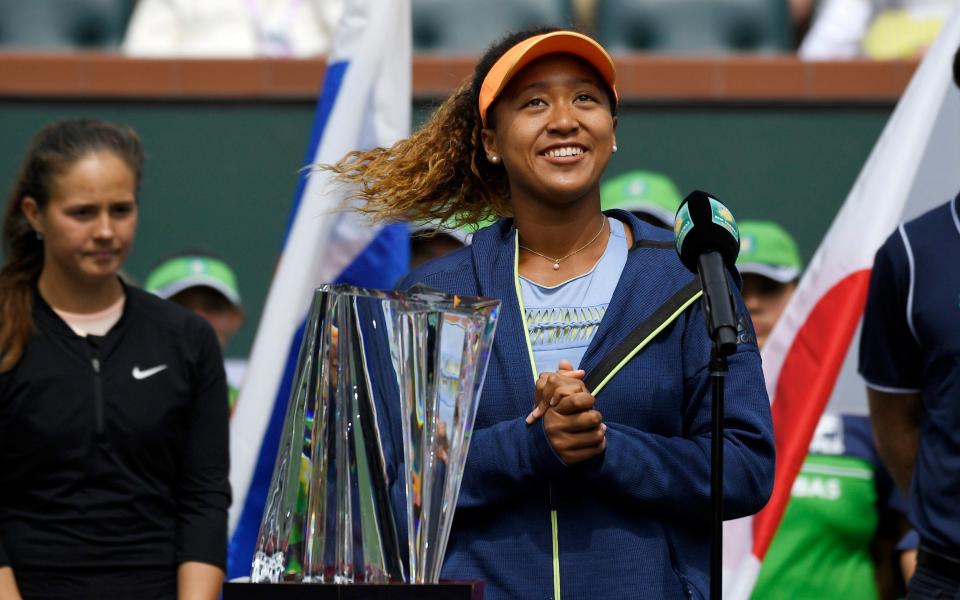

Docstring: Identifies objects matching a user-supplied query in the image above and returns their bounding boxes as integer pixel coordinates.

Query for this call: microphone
[674,190,740,356]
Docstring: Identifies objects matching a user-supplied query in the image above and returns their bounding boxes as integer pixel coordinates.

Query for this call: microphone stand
[696,252,738,600]
[709,350,728,600]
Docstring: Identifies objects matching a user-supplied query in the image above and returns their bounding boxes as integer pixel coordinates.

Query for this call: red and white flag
[723,12,960,597]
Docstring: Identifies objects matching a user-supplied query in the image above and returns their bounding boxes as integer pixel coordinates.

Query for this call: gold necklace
[519,217,607,270]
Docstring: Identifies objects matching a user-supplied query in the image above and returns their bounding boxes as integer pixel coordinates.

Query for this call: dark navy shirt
[859,195,960,556]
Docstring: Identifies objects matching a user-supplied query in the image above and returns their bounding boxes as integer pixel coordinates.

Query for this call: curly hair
[322,27,617,228]
[0,119,144,372]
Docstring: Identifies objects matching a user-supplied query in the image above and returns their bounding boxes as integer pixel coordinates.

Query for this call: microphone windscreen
[674,190,740,273]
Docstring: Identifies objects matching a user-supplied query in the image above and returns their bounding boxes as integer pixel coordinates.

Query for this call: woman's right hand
[527,360,606,464]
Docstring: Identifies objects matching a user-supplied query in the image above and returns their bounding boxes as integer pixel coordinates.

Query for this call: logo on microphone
[709,198,739,242]
[737,313,757,346]
[674,203,693,254]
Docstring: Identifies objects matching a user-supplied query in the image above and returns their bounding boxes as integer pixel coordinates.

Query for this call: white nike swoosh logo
[132,364,169,380]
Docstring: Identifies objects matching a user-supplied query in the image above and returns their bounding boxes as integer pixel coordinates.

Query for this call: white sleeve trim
[864,379,922,395]
[896,224,921,346]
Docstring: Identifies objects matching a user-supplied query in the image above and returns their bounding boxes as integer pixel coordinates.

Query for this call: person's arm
[0,379,19,600]
[0,567,22,600]
[868,389,921,497]
[901,548,918,583]
[859,233,924,498]
[121,0,182,57]
[865,414,913,600]
[177,561,222,600]
[175,319,231,579]
[453,415,571,508]
[576,292,776,521]
[798,0,873,59]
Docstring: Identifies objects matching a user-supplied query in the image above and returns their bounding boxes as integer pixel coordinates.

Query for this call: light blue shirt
[520,218,628,375]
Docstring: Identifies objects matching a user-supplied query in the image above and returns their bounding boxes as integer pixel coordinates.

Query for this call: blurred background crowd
[0,0,956,58]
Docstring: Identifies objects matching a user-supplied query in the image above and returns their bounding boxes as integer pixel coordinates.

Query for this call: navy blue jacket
[399,211,775,599]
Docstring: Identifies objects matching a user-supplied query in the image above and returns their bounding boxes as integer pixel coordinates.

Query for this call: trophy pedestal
[223,581,483,600]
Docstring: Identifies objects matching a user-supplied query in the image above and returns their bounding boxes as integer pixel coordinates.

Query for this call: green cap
[600,170,683,227]
[736,220,802,283]
[145,255,241,306]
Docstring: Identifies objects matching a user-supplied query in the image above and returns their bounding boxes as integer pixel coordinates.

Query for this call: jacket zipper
[89,343,104,436]
[549,485,561,600]
[514,231,562,600]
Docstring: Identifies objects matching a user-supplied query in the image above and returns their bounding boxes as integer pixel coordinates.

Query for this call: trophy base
[223,581,483,600]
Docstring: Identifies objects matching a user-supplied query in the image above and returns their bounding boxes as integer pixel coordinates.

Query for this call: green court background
[0,99,892,357]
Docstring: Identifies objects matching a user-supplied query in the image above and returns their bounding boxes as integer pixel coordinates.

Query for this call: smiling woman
[325,29,775,600]
[0,120,229,600]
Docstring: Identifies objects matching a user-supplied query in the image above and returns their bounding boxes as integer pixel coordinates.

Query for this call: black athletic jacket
[0,283,231,572]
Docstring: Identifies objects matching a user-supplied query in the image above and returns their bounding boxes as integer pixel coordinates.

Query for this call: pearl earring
[35,231,43,241]
[490,155,500,164]
[612,144,618,153]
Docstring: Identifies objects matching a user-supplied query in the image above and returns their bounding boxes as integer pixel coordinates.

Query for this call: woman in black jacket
[0,119,230,600]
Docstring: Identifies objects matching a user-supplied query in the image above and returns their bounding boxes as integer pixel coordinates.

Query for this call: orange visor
[478,31,618,128]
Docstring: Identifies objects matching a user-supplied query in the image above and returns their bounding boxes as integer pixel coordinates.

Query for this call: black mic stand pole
[710,347,728,600]
[697,251,738,600]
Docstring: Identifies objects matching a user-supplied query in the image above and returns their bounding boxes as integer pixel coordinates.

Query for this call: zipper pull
[92,357,101,373]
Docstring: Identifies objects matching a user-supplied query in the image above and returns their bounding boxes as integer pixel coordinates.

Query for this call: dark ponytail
[0,119,144,371]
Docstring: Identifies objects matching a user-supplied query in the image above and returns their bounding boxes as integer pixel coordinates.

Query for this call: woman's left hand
[543,391,606,464]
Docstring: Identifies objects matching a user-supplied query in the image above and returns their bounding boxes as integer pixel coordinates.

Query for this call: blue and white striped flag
[226,0,411,578]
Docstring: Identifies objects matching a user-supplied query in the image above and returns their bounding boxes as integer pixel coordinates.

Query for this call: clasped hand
[525,359,606,465]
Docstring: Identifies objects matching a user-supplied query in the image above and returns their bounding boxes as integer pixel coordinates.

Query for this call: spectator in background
[409,221,472,270]
[739,220,907,600]
[600,169,682,230]
[737,220,802,348]
[0,119,229,600]
[790,0,819,45]
[122,0,343,58]
[145,254,246,411]
[799,0,957,59]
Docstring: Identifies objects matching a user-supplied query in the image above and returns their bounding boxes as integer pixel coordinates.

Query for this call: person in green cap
[740,221,907,600]
[736,220,803,348]
[145,253,245,409]
[409,220,474,269]
[600,169,682,230]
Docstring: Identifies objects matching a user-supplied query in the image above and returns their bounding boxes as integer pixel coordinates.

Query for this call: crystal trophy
[393,285,500,583]
[250,284,499,585]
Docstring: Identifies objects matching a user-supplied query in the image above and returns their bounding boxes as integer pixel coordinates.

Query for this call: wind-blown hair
[0,119,144,372]
[324,27,617,228]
